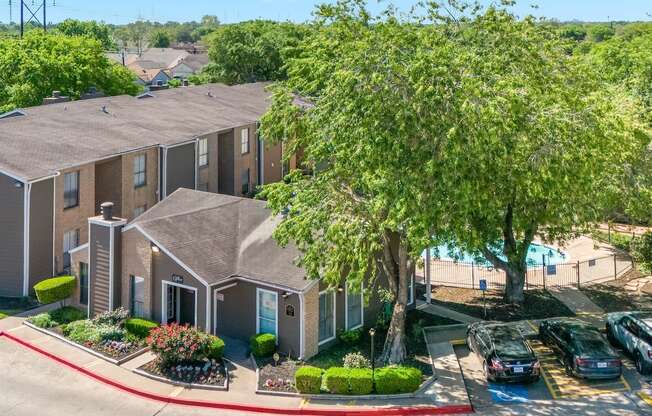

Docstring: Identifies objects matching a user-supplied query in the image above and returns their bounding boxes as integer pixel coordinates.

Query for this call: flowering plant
[147,323,211,366]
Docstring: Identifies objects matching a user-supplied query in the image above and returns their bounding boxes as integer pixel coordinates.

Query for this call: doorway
[163,282,197,327]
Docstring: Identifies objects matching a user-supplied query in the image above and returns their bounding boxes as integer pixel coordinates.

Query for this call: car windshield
[574,335,614,357]
[488,327,530,358]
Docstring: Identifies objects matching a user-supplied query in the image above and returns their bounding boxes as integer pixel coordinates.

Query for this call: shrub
[147,323,211,366]
[632,232,652,273]
[323,367,350,394]
[349,368,374,395]
[96,324,126,342]
[28,313,57,328]
[207,336,226,360]
[337,328,362,345]
[343,352,370,369]
[374,366,422,394]
[50,306,86,324]
[65,320,102,344]
[125,318,158,338]
[93,307,129,326]
[33,275,76,304]
[295,366,323,394]
[250,333,276,357]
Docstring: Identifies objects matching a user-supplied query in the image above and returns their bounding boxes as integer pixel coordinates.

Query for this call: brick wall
[54,163,95,274]
[121,148,159,221]
[121,228,153,319]
[303,282,320,359]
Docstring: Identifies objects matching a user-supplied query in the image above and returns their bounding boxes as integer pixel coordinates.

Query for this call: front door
[179,288,195,326]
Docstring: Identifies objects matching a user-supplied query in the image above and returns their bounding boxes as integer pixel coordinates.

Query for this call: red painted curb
[0,331,472,415]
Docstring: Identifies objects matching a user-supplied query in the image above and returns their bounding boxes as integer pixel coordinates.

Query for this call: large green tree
[149,29,171,48]
[205,20,307,85]
[0,31,140,113]
[55,19,115,49]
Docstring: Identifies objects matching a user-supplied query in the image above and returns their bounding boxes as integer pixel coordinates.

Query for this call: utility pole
[9,0,12,24]
[20,0,48,38]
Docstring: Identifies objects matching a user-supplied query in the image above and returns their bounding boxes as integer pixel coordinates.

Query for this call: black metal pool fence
[416,253,634,291]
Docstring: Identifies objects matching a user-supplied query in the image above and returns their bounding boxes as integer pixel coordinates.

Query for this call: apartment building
[0,83,295,297]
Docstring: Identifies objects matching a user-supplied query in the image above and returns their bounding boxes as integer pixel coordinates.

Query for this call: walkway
[417,300,482,324]
[548,287,605,326]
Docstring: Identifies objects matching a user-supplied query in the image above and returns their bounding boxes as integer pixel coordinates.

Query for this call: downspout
[22,182,32,296]
[299,292,305,359]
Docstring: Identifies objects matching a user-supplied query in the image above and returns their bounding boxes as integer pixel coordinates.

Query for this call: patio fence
[416,253,633,291]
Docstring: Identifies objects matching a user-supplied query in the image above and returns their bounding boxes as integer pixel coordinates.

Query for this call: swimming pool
[428,242,568,266]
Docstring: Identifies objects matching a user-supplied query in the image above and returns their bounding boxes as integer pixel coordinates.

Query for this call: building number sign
[172,274,184,284]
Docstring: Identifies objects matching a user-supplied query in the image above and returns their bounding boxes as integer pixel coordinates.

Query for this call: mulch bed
[140,358,227,386]
[580,268,651,312]
[430,286,574,321]
[256,356,300,393]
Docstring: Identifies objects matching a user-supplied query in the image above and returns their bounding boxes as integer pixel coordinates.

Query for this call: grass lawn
[307,309,459,376]
[0,296,39,320]
[430,286,574,321]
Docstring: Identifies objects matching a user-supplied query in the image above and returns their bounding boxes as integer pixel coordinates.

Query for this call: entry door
[257,289,278,336]
[179,288,195,326]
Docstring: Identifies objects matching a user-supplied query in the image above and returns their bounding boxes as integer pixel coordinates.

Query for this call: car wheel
[636,352,652,375]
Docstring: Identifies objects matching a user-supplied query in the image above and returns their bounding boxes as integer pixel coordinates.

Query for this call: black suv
[539,318,622,380]
[467,322,540,383]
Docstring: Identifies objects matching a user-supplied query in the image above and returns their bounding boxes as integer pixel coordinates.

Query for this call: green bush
[337,328,362,345]
[250,333,276,357]
[632,232,652,273]
[295,366,323,394]
[33,276,76,304]
[50,306,86,324]
[349,368,374,395]
[207,336,226,360]
[28,313,57,328]
[374,366,422,394]
[64,319,102,344]
[323,367,350,394]
[342,352,370,369]
[125,318,158,338]
[93,307,129,326]
[147,323,211,366]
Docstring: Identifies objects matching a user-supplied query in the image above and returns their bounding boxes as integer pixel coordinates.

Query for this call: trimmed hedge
[33,275,76,304]
[250,333,276,357]
[207,336,226,360]
[374,366,422,394]
[50,306,86,324]
[349,368,374,395]
[295,366,323,394]
[323,367,350,394]
[125,318,159,338]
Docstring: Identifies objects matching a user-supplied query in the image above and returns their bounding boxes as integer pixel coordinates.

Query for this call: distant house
[169,54,210,80]
[127,61,172,87]
[113,48,209,88]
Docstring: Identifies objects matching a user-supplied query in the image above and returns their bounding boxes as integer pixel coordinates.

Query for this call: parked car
[539,318,622,380]
[467,321,540,383]
[606,311,652,374]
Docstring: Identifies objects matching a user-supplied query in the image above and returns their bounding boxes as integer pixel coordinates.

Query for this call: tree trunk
[504,264,526,304]
[378,232,410,365]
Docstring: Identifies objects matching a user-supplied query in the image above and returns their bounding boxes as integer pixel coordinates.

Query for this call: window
[79,262,88,305]
[241,168,250,195]
[130,276,145,318]
[319,291,335,344]
[133,205,146,218]
[63,229,80,270]
[198,138,208,167]
[257,289,277,336]
[133,154,146,188]
[241,128,250,154]
[63,171,79,209]
[346,284,363,330]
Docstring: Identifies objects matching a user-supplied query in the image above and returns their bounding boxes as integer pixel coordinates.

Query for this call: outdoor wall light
[14,181,23,188]
[337,286,344,293]
[151,244,160,253]
[282,291,290,299]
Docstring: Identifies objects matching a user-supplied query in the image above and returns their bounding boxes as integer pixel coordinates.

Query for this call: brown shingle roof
[129,188,310,291]
[0,82,271,181]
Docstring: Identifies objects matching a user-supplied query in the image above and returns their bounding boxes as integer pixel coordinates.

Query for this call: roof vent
[101,202,114,221]
[136,92,155,99]
[0,109,26,119]
[101,105,110,114]
[42,91,71,105]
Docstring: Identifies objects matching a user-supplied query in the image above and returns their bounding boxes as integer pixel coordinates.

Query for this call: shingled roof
[128,188,310,292]
[0,82,271,182]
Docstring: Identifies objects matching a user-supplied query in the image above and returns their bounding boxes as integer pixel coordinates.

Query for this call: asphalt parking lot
[451,320,650,411]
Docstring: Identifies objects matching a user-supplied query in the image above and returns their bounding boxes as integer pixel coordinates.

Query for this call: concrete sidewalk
[548,287,606,326]
[417,301,482,324]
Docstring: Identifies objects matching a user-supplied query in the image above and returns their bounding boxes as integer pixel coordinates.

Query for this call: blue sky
[2,0,651,25]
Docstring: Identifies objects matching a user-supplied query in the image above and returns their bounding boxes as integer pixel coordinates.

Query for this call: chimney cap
[100,202,114,220]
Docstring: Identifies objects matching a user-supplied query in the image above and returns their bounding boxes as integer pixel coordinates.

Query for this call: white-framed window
[130,276,145,318]
[256,288,278,336]
[318,290,336,344]
[134,154,147,188]
[133,205,146,218]
[198,138,208,167]
[241,128,250,154]
[345,283,363,330]
[63,171,79,209]
[63,229,80,270]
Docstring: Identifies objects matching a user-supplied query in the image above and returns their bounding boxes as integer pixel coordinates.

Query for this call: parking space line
[450,339,466,346]
[638,391,652,406]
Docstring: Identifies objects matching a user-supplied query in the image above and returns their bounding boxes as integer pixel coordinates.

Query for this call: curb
[0,331,473,415]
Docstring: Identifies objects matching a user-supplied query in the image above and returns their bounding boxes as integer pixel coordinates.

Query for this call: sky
[1,0,651,25]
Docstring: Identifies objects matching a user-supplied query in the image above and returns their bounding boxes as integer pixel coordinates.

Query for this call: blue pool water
[429,242,568,266]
